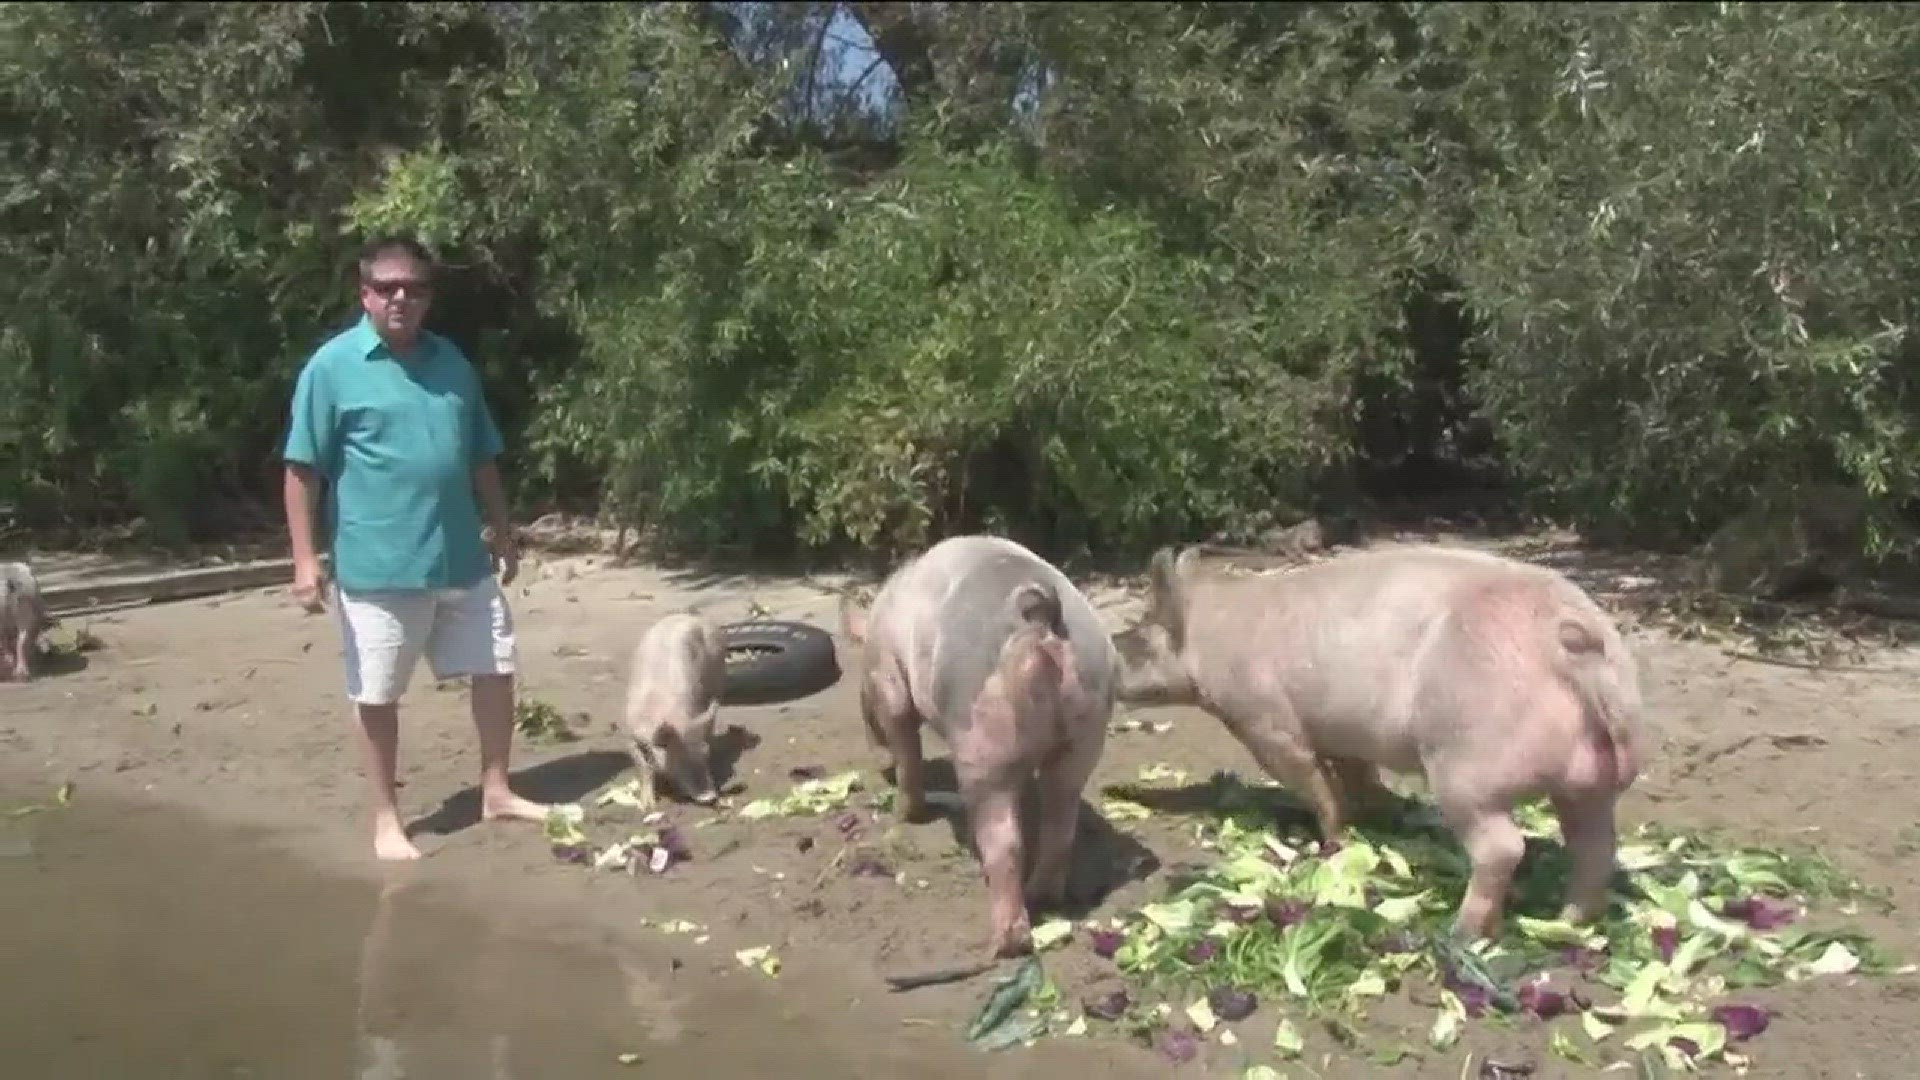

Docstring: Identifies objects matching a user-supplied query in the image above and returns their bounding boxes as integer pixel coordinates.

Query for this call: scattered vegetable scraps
[3,781,74,819]
[736,770,866,820]
[965,956,1051,1051]
[735,945,782,977]
[1073,779,1899,1074]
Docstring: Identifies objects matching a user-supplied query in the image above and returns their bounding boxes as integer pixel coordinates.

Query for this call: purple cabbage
[1083,990,1130,1021]
[834,811,864,838]
[1516,976,1573,1019]
[1263,897,1309,928]
[1441,969,1493,1018]
[1159,1028,1200,1063]
[1711,1003,1772,1041]
[655,825,691,862]
[551,842,594,865]
[1560,945,1605,973]
[1207,986,1258,1021]
[1721,896,1797,931]
[1652,926,1679,963]
[1088,929,1125,959]
[1185,939,1219,965]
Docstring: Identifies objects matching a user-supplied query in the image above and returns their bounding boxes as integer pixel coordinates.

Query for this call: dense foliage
[4,1,1916,560]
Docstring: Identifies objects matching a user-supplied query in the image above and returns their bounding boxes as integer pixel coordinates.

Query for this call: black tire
[718,619,843,705]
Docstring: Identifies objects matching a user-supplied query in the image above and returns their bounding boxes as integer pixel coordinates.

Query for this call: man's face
[358,251,434,346]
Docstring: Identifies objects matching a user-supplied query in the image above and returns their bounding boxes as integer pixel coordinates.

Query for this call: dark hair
[356,234,436,283]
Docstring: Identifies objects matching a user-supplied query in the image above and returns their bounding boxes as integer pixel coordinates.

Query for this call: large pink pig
[841,535,1119,959]
[1111,543,1646,940]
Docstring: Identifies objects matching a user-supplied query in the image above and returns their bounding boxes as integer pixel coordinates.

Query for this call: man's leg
[338,587,433,860]
[429,578,549,823]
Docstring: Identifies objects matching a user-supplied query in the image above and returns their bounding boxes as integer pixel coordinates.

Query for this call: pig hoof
[990,932,1034,960]
[899,800,938,825]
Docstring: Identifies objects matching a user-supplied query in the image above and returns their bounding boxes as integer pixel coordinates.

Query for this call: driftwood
[40,557,321,617]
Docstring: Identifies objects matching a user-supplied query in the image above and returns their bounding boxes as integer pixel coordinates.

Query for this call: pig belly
[1300,704,1425,774]
[1268,659,1425,774]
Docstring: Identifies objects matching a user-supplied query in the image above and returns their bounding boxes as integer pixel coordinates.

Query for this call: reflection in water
[351,873,646,1079]
[0,789,644,1080]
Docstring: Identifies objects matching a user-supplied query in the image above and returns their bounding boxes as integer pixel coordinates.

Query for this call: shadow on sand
[885,757,1164,920]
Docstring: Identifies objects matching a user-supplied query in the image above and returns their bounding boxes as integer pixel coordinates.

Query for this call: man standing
[282,234,550,861]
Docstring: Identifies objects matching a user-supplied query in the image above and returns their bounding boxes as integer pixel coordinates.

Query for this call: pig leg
[1220,707,1351,840]
[1438,791,1527,940]
[861,666,933,823]
[1552,793,1619,923]
[963,774,1033,959]
[1025,726,1104,912]
[1328,757,1397,823]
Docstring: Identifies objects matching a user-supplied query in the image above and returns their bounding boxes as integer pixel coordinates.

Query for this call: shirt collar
[349,313,432,361]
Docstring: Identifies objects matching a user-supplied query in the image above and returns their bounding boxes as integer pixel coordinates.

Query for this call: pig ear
[1147,546,1188,648]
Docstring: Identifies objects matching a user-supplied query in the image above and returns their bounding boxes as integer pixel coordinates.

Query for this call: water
[0,787,1100,1080]
[1,795,655,1078]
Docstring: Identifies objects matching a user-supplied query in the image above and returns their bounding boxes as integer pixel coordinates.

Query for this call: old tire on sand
[719,620,842,705]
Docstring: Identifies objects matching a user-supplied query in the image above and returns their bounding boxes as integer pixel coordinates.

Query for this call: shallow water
[0,785,1069,1080]
[0,793,654,1078]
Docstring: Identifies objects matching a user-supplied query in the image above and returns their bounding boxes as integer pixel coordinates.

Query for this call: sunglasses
[364,277,434,299]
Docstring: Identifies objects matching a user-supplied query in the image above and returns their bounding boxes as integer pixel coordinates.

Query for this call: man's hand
[292,558,329,614]
[486,526,520,586]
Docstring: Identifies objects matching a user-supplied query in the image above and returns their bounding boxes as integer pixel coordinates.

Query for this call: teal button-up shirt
[282,314,505,593]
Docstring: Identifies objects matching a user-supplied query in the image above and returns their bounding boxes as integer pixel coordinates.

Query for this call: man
[282,234,550,861]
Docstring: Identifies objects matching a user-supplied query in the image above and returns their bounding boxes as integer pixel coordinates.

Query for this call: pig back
[915,538,1113,733]
[1188,549,1510,761]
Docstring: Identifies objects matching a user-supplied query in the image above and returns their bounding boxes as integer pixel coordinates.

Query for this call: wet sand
[0,783,1171,1079]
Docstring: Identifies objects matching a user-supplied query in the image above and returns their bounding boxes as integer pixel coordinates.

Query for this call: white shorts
[334,577,517,705]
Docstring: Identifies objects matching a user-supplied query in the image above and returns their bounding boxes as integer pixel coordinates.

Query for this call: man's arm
[285,463,326,568]
[467,371,517,584]
[473,460,512,540]
[282,358,337,611]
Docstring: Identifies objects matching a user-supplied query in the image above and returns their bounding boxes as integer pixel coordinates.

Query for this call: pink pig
[840,535,1119,959]
[1,561,48,682]
[620,609,728,806]
[1111,543,1646,939]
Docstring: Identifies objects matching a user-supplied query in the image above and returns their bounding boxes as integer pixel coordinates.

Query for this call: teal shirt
[282,315,505,593]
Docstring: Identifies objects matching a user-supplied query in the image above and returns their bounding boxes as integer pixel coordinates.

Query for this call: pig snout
[633,725,719,805]
[1109,622,1194,706]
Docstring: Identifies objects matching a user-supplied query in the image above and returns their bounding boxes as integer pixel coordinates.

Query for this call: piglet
[1112,543,1646,940]
[841,535,1119,959]
[0,561,48,682]
[621,609,728,806]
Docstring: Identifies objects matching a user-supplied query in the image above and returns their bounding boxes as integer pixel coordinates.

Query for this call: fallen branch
[883,961,997,993]
[41,557,319,616]
[1725,650,1912,675]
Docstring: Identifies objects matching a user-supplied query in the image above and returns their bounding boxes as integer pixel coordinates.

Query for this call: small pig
[1112,543,1645,940]
[620,609,728,806]
[0,561,48,682]
[840,535,1119,959]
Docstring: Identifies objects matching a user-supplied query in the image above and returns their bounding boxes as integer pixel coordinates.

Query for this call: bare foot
[374,826,423,862]
[481,791,553,823]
